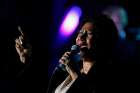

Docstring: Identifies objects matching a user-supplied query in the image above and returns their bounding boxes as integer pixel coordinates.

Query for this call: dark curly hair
[93,14,118,61]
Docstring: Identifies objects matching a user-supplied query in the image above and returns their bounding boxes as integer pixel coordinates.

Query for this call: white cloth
[55,76,76,93]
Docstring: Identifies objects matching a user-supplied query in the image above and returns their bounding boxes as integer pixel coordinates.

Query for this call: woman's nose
[77,36,86,43]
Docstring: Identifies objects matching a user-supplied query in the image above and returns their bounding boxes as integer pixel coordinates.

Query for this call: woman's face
[76,22,94,49]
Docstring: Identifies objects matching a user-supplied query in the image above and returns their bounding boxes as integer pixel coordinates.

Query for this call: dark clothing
[47,64,96,93]
[66,64,96,93]
[47,68,69,93]
[112,38,139,93]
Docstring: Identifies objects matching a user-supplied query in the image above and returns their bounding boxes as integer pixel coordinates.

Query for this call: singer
[47,14,118,93]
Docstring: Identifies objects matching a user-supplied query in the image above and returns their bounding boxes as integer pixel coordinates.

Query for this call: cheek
[87,39,91,47]
[87,38,94,48]
[76,37,80,45]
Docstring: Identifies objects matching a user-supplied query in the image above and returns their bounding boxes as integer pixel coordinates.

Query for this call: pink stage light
[59,6,82,37]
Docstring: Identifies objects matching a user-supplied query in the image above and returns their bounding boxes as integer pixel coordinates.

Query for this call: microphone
[57,45,80,71]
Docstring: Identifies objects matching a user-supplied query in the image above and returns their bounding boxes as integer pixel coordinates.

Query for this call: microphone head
[71,45,80,53]
[70,45,81,66]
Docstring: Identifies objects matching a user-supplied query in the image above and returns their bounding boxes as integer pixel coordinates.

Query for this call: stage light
[59,6,82,37]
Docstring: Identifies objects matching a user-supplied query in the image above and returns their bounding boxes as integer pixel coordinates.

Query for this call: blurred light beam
[59,6,82,37]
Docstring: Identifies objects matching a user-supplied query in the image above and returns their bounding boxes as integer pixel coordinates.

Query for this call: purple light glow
[59,6,82,37]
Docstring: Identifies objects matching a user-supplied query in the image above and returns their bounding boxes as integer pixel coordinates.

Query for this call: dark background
[0,0,139,93]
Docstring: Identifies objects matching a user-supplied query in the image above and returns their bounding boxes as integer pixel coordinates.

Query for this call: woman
[48,14,118,93]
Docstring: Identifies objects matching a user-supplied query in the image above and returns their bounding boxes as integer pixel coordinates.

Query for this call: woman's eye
[87,31,93,34]
[87,33,93,38]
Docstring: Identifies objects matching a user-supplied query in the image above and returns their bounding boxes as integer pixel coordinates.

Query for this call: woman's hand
[59,52,78,80]
[59,52,71,65]
[15,35,32,64]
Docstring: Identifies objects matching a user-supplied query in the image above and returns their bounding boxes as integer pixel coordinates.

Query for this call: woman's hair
[93,14,118,60]
[81,17,95,28]
[94,15,118,45]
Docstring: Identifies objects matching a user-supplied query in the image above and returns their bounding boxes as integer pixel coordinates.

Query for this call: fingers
[15,39,23,48]
[15,38,24,55]
[18,26,24,36]
[59,52,71,65]
[15,38,20,45]
[19,36,23,45]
